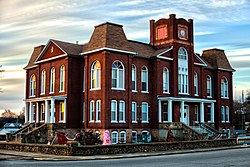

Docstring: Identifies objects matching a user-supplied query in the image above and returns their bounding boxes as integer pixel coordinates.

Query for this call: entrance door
[180,105,189,125]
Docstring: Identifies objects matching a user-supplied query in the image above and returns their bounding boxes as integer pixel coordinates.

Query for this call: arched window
[41,70,46,94]
[141,66,148,92]
[132,64,136,91]
[91,61,101,89]
[178,47,188,94]
[59,65,65,92]
[207,75,212,97]
[112,61,125,89]
[50,67,55,93]
[30,74,36,96]
[163,67,169,93]
[194,72,198,95]
[221,77,228,98]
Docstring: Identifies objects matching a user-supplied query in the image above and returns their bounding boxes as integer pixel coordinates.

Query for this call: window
[132,131,137,143]
[178,47,188,94]
[194,105,199,122]
[141,66,148,92]
[221,106,225,122]
[90,100,94,122]
[132,64,136,91]
[163,67,169,93]
[41,70,46,94]
[82,102,85,122]
[194,72,198,95]
[83,66,86,92]
[112,61,125,89]
[207,76,212,97]
[141,102,148,123]
[30,74,36,96]
[40,104,45,122]
[50,68,55,93]
[91,61,101,89]
[225,106,230,122]
[96,100,101,122]
[163,103,168,122]
[221,77,228,98]
[111,131,118,144]
[119,101,125,123]
[156,26,167,40]
[59,65,65,92]
[111,100,117,122]
[119,131,126,143]
[59,102,64,122]
[132,102,137,123]
[207,105,211,122]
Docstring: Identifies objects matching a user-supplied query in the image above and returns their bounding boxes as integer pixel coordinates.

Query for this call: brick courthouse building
[24,14,235,143]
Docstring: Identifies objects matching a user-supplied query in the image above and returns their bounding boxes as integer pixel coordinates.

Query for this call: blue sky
[0,0,250,114]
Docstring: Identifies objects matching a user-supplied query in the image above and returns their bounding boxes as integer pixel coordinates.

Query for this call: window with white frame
[96,100,101,122]
[111,131,118,144]
[82,102,85,122]
[40,104,45,122]
[41,70,46,94]
[83,66,86,92]
[119,101,125,123]
[111,100,117,122]
[59,65,65,92]
[225,106,230,122]
[163,67,169,93]
[207,105,211,122]
[221,77,228,98]
[59,102,64,122]
[132,131,137,143]
[141,102,148,123]
[119,131,126,143]
[221,106,225,122]
[50,67,55,93]
[141,66,148,92]
[178,47,188,94]
[30,74,36,96]
[132,102,137,123]
[194,72,198,95]
[207,75,212,97]
[163,103,168,122]
[90,100,94,122]
[91,61,101,89]
[194,105,199,122]
[112,61,125,89]
[132,64,136,91]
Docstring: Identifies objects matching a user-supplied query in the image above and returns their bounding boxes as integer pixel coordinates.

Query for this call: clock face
[180,30,185,37]
[178,25,188,40]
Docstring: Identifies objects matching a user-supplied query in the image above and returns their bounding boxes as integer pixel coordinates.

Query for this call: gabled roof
[202,48,235,71]
[51,39,84,56]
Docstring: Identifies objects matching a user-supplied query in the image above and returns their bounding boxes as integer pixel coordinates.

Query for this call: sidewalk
[0,145,249,161]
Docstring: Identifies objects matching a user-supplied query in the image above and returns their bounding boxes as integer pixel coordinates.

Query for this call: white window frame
[194,105,199,123]
[90,61,101,90]
[82,102,85,122]
[207,75,212,98]
[207,105,212,122]
[132,131,137,143]
[141,102,149,123]
[40,103,45,122]
[111,131,118,144]
[225,106,230,123]
[30,74,36,97]
[132,102,137,123]
[194,72,198,96]
[90,100,94,122]
[111,100,118,123]
[119,131,126,143]
[163,67,169,93]
[41,70,46,95]
[49,67,55,94]
[119,101,125,123]
[162,103,168,123]
[221,106,225,123]
[59,102,64,122]
[132,64,137,92]
[141,66,148,93]
[111,60,125,90]
[221,77,229,98]
[178,47,189,94]
[96,100,101,122]
[59,65,65,92]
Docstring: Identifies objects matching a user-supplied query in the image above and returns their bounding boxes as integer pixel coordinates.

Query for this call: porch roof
[158,96,216,103]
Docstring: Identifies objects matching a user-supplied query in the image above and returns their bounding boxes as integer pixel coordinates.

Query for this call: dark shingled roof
[51,39,84,56]
[202,48,235,71]
[128,40,155,58]
[24,45,45,69]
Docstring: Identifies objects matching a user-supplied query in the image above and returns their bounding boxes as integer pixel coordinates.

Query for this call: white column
[168,100,172,122]
[29,102,32,123]
[211,102,215,123]
[45,100,49,123]
[25,102,29,123]
[180,101,185,122]
[64,99,67,123]
[158,100,162,123]
[36,102,39,122]
[50,99,55,123]
[200,102,205,123]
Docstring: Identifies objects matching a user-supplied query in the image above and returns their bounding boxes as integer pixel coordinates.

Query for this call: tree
[1,109,17,118]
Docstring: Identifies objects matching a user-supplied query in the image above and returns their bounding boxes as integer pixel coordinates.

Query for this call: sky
[0,0,250,114]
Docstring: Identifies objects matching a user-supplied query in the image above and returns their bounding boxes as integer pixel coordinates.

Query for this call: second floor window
[91,61,101,89]
[207,75,212,97]
[132,102,137,123]
[50,67,55,93]
[112,61,125,89]
[163,67,169,93]
[194,72,198,95]
[111,100,117,122]
[30,74,36,96]
[178,47,188,94]
[59,65,65,92]
[90,100,94,122]
[96,100,101,122]
[132,64,136,91]
[119,101,125,123]
[141,66,148,92]
[41,70,46,94]
[221,77,228,98]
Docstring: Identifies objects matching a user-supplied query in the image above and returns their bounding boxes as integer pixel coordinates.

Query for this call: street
[2,147,250,167]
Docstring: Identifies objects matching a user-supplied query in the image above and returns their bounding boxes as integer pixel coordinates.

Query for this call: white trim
[24,96,67,102]
[81,47,137,55]
[218,68,235,72]
[24,65,38,70]
[156,46,174,57]
[157,56,173,61]
[111,88,126,91]
[194,53,207,66]
[35,54,67,64]
[194,62,207,67]
[158,96,216,103]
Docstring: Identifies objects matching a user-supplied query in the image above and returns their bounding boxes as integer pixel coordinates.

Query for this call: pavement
[0,145,249,161]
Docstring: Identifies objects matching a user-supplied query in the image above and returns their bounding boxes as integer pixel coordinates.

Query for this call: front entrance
[180,105,189,125]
